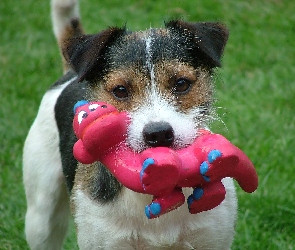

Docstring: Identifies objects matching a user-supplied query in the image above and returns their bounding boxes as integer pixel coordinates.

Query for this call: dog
[23,0,238,249]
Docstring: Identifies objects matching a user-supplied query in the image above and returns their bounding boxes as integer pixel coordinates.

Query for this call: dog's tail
[51,0,84,73]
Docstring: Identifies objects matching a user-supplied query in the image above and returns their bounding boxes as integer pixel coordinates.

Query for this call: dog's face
[63,20,228,152]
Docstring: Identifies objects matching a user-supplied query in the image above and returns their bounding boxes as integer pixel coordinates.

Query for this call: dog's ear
[166,20,229,68]
[62,27,126,82]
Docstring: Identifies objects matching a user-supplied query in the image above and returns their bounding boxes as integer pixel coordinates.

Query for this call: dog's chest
[72,178,237,250]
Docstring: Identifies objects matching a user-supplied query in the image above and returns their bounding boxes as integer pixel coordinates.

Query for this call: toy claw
[140,158,155,183]
[193,133,258,193]
[145,189,185,219]
[145,202,161,219]
[140,148,181,196]
[187,182,226,214]
[199,150,238,183]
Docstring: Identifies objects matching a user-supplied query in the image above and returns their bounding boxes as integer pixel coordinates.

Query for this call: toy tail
[51,0,84,73]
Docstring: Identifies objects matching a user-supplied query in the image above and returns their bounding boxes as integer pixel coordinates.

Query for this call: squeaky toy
[73,100,258,219]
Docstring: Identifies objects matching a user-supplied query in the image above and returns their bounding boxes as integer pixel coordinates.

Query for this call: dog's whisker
[210,106,228,131]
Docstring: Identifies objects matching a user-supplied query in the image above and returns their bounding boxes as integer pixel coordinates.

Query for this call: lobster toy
[73,100,258,219]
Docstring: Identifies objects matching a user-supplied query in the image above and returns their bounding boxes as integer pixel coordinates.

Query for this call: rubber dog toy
[73,101,258,219]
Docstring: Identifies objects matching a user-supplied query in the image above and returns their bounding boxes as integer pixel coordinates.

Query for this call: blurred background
[0,0,294,249]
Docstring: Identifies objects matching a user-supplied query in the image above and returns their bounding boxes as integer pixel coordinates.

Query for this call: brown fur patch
[72,162,99,206]
[88,66,151,112]
[59,18,84,73]
[153,61,212,112]
[71,162,94,211]
[73,163,97,192]
[72,161,122,206]
[88,60,212,114]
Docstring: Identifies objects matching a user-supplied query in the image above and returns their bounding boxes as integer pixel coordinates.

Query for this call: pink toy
[73,101,258,219]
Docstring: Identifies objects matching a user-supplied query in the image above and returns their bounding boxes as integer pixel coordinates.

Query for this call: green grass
[1,0,294,249]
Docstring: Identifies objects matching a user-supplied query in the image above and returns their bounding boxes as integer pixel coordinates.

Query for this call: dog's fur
[23,0,238,249]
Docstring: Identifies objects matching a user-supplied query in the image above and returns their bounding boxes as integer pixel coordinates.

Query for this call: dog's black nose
[143,122,174,147]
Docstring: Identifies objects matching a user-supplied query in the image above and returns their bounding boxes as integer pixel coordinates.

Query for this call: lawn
[0,0,294,249]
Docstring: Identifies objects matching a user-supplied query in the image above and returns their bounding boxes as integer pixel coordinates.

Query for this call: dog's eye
[78,111,88,124]
[88,103,99,112]
[173,78,192,94]
[112,85,129,100]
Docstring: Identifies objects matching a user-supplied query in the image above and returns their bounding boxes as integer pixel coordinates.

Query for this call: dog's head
[63,20,229,152]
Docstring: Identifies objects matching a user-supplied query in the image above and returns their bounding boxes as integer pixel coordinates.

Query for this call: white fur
[144,34,156,86]
[72,178,237,250]
[51,0,80,40]
[127,90,201,152]
[23,77,76,250]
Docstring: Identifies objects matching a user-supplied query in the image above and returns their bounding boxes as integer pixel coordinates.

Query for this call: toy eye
[78,111,88,124]
[89,103,99,111]
[173,78,192,94]
[112,85,129,100]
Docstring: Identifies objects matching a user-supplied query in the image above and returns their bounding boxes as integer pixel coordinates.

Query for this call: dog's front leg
[23,92,70,250]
